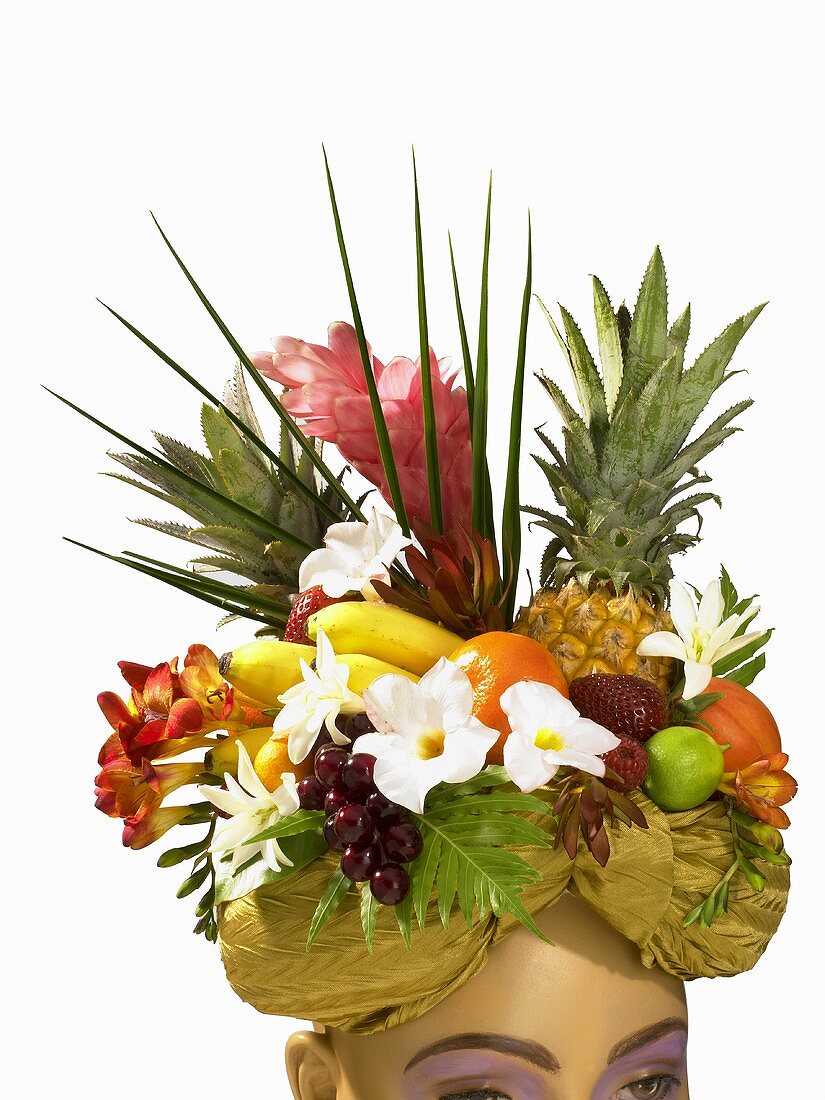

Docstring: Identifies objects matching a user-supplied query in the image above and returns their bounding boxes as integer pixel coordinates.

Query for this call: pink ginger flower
[251,322,472,531]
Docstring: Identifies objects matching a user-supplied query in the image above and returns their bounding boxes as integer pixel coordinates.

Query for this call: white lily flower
[298,506,412,599]
[357,658,499,813]
[636,579,765,699]
[198,744,300,874]
[500,681,620,793]
[273,628,364,763]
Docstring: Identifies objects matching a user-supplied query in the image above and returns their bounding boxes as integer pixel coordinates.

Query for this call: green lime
[642,725,725,811]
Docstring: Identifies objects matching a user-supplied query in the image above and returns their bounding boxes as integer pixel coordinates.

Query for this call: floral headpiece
[60,166,794,1001]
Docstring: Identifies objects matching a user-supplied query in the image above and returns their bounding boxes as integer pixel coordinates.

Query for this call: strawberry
[284,586,349,644]
[602,736,649,792]
[569,674,669,743]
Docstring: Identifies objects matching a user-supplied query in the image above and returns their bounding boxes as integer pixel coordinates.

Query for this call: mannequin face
[286,893,688,1100]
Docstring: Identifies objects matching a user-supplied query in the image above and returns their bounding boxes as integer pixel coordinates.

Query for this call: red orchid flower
[121,805,195,850]
[95,732,202,833]
[719,752,798,829]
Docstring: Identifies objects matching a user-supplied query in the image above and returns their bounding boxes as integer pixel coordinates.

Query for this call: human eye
[614,1075,681,1099]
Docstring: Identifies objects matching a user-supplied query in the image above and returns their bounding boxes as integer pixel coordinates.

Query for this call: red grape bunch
[297,742,423,906]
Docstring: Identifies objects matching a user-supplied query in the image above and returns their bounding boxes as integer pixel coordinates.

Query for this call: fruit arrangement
[72,164,795,951]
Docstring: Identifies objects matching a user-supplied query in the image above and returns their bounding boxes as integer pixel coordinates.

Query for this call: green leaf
[248,809,326,845]
[592,275,624,418]
[712,630,772,677]
[409,788,552,944]
[426,766,512,805]
[502,215,532,625]
[360,883,379,952]
[471,176,493,541]
[413,152,442,532]
[413,833,442,931]
[724,654,766,688]
[215,831,327,905]
[321,152,408,533]
[448,232,474,418]
[394,886,414,948]
[307,866,351,950]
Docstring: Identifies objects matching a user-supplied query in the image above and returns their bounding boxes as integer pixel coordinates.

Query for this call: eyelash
[615,1074,681,1099]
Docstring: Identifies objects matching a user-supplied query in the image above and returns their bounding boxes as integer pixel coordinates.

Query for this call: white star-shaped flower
[357,658,499,813]
[273,628,363,763]
[636,579,766,699]
[198,744,300,874]
[500,681,620,793]
[298,506,411,599]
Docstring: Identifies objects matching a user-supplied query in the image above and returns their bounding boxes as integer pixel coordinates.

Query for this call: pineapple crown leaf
[533,251,764,597]
[590,275,623,418]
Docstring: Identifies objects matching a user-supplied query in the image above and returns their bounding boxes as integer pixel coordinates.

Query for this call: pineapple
[517,248,763,693]
[108,365,348,633]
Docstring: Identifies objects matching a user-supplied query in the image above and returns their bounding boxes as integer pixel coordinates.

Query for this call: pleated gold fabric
[218,795,789,1034]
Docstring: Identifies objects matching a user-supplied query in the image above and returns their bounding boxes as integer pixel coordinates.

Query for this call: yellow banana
[308,603,463,676]
[218,639,315,707]
[204,726,275,777]
[337,653,418,694]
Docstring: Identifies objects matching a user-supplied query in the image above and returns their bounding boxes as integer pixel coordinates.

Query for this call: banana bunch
[219,613,432,710]
[218,640,314,707]
[308,602,463,676]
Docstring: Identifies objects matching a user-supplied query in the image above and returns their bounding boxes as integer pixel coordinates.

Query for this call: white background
[3,2,823,1096]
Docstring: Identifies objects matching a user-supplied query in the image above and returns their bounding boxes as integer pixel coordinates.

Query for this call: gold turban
[218,795,789,1035]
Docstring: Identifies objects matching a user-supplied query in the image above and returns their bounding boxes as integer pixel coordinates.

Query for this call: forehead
[330,894,687,1080]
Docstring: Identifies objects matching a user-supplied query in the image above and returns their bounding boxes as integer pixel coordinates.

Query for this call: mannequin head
[286,893,688,1099]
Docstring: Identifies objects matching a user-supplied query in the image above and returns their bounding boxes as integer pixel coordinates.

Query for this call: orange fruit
[697,677,781,772]
[254,736,314,792]
[450,631,569,764]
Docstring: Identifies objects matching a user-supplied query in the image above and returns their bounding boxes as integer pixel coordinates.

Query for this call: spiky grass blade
[46,388,311,553]
[471,177,493,541]
[413,152,443,532]
[122,550,291,616]
[64,539,285,626]
[148,214,365,524]
[99,301,342,524]
[448,232,475,419]
[502,215,532,625]
[322,150,409,534]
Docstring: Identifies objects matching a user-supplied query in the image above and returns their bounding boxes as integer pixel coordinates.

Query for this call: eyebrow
[607,1017,688,1065]
[404,1032,560,1074]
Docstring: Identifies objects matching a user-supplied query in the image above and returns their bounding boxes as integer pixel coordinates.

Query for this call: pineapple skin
[515,580,675,693]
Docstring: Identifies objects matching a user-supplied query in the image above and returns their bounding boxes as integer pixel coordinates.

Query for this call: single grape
[381,821,423,863]
[365,790,406,828]
[370,863,410,905]
[297,775,326,811]
[333,803,375,847]
[344,713,377,742]
[341,843,382,882]
[324,788,349,817]
[339,753,376,801]
[323,815,346,853]
[314,746,350,790]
